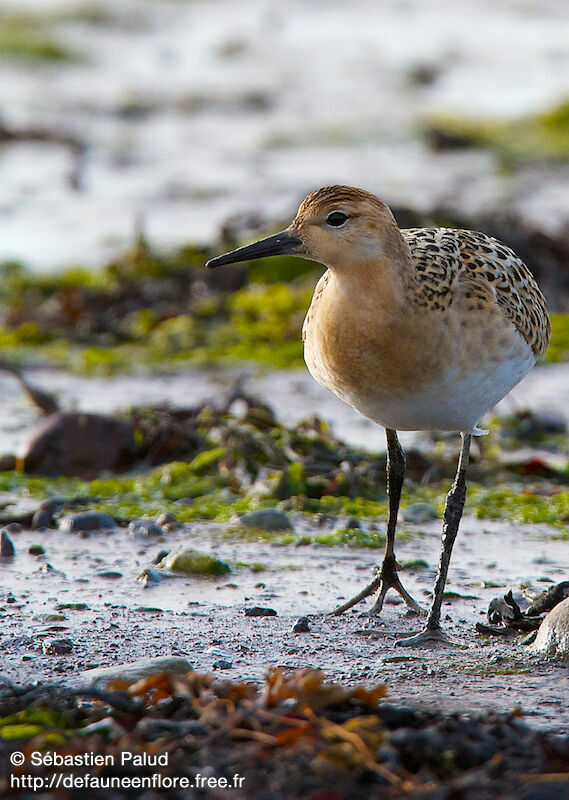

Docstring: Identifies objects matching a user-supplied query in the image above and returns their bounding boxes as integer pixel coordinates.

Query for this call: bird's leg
[396,433,472,646]
[332,428,425,617]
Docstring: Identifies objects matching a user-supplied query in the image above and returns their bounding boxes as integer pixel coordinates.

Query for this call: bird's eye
[326,211,349,228]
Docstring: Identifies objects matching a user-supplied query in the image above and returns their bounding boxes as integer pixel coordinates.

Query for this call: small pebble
[128,518,163,538]
[238,509,294,532]
[400,503,438,524]
[244,607,277,617]
[346,517,361,529]
[156,512,177,526]
[293,616,310,633]
[5,523,22,534]
[43,638,74,655]
[28,545,45,556]
[213,659,233,670]
[137,568,163,586]
[152,549,170,565]
[32,510,54,529]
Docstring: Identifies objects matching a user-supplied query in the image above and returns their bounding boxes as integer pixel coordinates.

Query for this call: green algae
[1,460,568,533]
[469,485,569,525]
[0,708,70,742]
[0,231,567,375]
[160,547,231,577]
[424,100,569,162]
[403,559,430,570]
[0,14,77,62]
[546,313,569,363]
[0,724,45,740]
[188,448,226,475]
[205,281,310,369]
[312,528,386,549]
[3,294,568,376]
[247,254,318,284]
[0,279,310,374]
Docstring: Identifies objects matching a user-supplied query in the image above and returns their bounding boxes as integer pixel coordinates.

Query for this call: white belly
[305,348,536,435]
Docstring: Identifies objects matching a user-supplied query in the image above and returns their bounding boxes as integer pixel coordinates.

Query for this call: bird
[206,185,551,646]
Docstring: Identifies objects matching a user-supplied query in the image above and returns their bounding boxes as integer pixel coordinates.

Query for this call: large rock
[20,412,137,478]
[78,656,193,686]
[532,597,569,656]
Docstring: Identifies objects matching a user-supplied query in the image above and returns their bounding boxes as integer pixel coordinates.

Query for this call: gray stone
[32,509,55,529]
[400,503,438,524]
[156,512,178,526]
[137,568,163,586]
[213,659,233,669]
[128,518,163,538]
[152,549,170,564]
[5,523,22,535]
[293,616,310,633]
[77,656,193,686]
[532,597,569,656]
[244,606,277,617]
[58,511,116,533]
[43,638,73,655]
[238,509,294,532]
[0,531,15,557]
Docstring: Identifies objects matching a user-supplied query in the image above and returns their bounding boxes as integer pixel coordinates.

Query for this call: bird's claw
[395,627,457,648]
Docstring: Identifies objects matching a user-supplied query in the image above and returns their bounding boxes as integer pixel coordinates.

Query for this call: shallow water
[1,360,567,456]
[1,0,568,269]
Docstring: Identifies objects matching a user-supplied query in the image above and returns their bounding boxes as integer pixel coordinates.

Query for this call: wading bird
[206,186,550,646]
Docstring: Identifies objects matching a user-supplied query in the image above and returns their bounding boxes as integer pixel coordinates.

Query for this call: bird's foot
[362,570,425,617]
[332,560,426,617]
[395,626,457,648]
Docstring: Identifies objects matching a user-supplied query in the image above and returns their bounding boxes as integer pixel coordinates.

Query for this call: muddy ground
[1,503,568,732]
[0,363,568,739]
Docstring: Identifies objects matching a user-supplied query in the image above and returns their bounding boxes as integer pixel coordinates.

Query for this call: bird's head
[206,185,402,273]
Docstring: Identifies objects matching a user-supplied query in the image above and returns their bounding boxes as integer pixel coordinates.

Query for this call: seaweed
[424,100,569,162]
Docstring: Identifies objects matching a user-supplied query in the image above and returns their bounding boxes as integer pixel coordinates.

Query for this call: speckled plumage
[402,227,550,358]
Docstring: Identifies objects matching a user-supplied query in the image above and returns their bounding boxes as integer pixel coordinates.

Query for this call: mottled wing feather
[402,228,551,358]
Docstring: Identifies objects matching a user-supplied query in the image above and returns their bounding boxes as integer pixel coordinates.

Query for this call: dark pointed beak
[206,230,302,268]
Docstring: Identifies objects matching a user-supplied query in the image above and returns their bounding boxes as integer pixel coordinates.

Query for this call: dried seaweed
[1,669,568,799]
